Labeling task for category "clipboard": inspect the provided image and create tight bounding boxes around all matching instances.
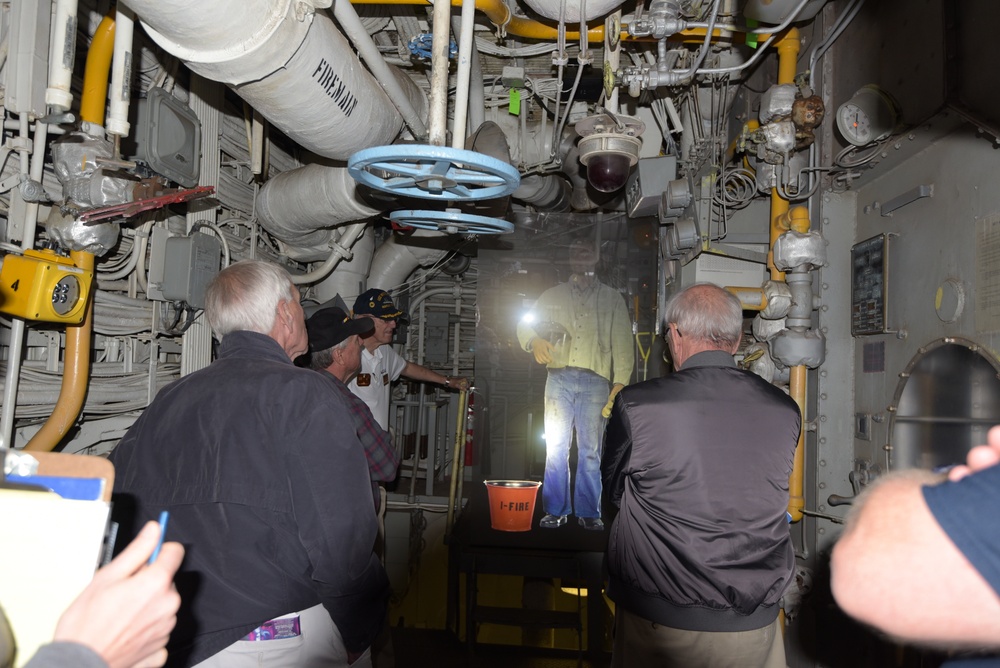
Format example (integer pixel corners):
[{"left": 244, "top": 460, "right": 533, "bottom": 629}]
[{"left": 0, "top": 451, "right": 113, "bottom": 667}]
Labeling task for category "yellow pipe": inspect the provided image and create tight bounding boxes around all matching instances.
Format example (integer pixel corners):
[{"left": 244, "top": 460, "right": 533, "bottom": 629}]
[
  {"left": 787, "top": 364, "right": 807, "bottom": 522},
  {"left": 768, "top": 27, "right": 799, "bottom": 282},
  {"left": 25, "top": 15, "right": 113, "bottom": 451},
  {"left": 25, "top": 252, "right": 96, "bottom": 451},
  {"left": 80, "top": 14, "right": 115, "bottom": 126},
  {"left": 759, "top": 28, "right": 808, "bottom": 523},
  {"left": 351, "top": 0, "right": 607, "bottom": 41},
  {"left": 725, "top": 286, "right": 767, "bottom": 311}
]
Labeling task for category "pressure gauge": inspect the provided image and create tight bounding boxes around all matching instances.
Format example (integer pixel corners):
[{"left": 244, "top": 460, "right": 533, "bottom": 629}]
[{"left": 836, "top": 85, "right": 899, "bottom": 146}]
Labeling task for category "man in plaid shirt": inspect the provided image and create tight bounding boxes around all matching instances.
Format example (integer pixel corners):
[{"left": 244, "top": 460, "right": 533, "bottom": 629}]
[{"left": 305, "top": 306, "right": 400, "bottom": 509}]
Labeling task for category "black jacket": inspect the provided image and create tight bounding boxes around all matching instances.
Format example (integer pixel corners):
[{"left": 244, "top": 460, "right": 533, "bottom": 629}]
[
  {"left": 110, "top": 331, "right": 389, "bottom": 666},
  {"left": 601, "top": 350, "right": 800, "bottom": 632}
]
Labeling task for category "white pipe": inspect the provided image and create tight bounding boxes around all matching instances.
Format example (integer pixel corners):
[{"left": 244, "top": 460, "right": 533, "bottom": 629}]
[
  {"left": 333, "top": 0, "right": 427, "bottom": 141},
  {"left": 0, "top": 121, "right": 48, "bottom": 448},
  {"left": 121, "top": 0, "right": 408, "bottom": 159},
  {"left": 523, "top": 0, "right": 626, "bottom": 22},
  {"left": 428, "top": 0, "right": 452, "bottom": 146},
  {"left": 46, "top": 0, "right": 78, "bottom": 111},
  {"left": 107, "top": 5, "right": 135, "bottom": 137},
  {"left": 313, "top": 226, "right": 375, "bottom": 305},
  {"left": 290, "top": 222, "right": 368, "bottom": 285},
  {"left": 451, "top": 0, "right": 476, "bottom": 149},
  {"left": 255, "top": 163, "right": 381, "bottom": 256},
  {"left": 367, "top": 230, "right": 451, "bottom": 291}
]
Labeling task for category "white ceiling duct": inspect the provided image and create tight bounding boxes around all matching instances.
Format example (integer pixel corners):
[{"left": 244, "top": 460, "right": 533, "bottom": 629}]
[
  {"left": 521, "top": 0, "right": 627, "bottom": 24},
  {"left": 121, "top": 0, "right": 410, "bottom": 159}
]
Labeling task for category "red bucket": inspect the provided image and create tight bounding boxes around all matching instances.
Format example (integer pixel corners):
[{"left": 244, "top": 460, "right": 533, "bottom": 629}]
[{"left": 484, "top": 480, "right": 542, "bottom": 532}]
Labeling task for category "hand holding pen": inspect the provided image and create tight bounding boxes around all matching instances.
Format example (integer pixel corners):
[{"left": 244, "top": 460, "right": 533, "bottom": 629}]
[{"left": 51, "top": 519, "right": 184, "bottom": 668}]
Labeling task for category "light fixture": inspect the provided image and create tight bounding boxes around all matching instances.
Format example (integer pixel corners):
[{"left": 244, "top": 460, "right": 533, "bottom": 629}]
[{"left": 576, "top": 111, "right": 645, "bottom": 193}]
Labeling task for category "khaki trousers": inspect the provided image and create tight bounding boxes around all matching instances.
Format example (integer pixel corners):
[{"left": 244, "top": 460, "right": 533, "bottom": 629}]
[
  {"left": 193, "top": 604, "right": 372, "bottom": 668},
  {"left": 611, "top": 607, "right": 786, "bottom": 668}
]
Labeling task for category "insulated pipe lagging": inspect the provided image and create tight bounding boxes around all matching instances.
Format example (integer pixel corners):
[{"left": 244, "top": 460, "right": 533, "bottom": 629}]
[
  {"left": 332, "top": 0, "right": 427, "bottom": 140},
  {"left": 451, "top": 0, "right": 477, "bottom": 149},
  {"left": 122, "top": 0, "right": 407, "bottom": 160},
  {"left": 24, "top": 15, "right": 114, "bottom": 452},
  {"left": 107, "top": 5, "right": 135, "bottom": 137},
  {"left": 313, "top": 226, "right": 376, "bottom": 305},
  {"left": 366, "top": 231, "right": 452, "bottom": 291},
  {"left": 255, "top": 164, "right": 380, "bottom": 251},
  {"left": 46, "top": 0, "right": 78, "bottom": 111},
  {"left": 290, "top": 222, "right": 369, "bottom": 286}
]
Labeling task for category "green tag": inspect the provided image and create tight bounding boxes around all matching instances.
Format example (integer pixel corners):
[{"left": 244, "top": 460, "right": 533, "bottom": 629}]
[
  {"left": 509, "top": 89, "right": 521, "bottom": 116},
  {"left": 746, "top": 18, "right": 758, "bottom": 48}
]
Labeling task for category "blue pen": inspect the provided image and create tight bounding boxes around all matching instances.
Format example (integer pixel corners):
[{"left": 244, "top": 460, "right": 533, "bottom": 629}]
[{"left": 148, "top": 511, "right": 169, "bottom": 565}]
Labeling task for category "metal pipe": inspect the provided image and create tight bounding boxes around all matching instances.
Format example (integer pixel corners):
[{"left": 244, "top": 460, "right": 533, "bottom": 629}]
[
  {"left": 428, "top": 0, "right": 452, "bottom": 146},
  {"left": 350, "top": 0, "right": 608, "bottom": 43},
  {"left": 290, "top": 222, "right": 368, "bottom": 285},
  {"left": 0, "top": 121, "right": 49, "bottom": 448},
  {"left": 80, "top": 14, "right": 115, "bottom": 125},
  {"left": 25, "top": 251, "right": 95, "bottom": 451},
  {"left": 46, "top": 0, "right": 78, "bottom": 111},
  {"left": 123, "top": 0, "right": 409, "bottom": 160},
  {"left": 333, "top": 0, "right": 428, "bottom": 140},
  {"left": 450, "top": 0, "right": 477, "bottom": 149},
  {"left": 22, "top": 15, "right": 115, "bottom": 452},
  {"left": 107, "top": 5, "right": 135, "bottom": 137}
]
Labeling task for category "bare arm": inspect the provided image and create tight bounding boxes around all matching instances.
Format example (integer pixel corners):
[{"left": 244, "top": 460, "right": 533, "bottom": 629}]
[
  {"left": 830, "top": 470, "right": 1000, "bottom": 649},
  {"left": 401, "top": 361, "right": 468, "bottom": 390}
]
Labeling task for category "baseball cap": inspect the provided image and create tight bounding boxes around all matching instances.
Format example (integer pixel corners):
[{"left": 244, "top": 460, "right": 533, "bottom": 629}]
[
  {"left": 306, "top": 307, "right": 375, "bottom": 352},
  {"left": 353, "top": 289, "right": 407, "bottom": 321}
]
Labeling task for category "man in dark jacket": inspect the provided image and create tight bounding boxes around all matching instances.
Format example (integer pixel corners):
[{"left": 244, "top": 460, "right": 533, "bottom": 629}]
[
  {"left": 601, "top": 282, "right": 800, "bottom": 668},
  {"left": 110, "top": 260, "right": 389, "bottom": 667}
]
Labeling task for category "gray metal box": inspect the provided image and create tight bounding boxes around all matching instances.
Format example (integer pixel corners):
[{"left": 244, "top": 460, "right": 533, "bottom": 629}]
[
  {"left": 6, "top": 0, "right": 51, "bottom": 116},
  {"left": 625, "top": 156, "right": 678, "bottom": 219},
  {"left": 424, "top": 311, "right": 452, "bottom": 364},
  {"left": 132, "top": 88, "right": 202, "bottom": 187}
]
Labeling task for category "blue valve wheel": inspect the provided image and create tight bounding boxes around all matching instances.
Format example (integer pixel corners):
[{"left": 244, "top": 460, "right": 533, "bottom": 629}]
[
  {"left": 389, "top": 209, "right": 515, "bottom": 235},
  {"left": 348, "top": 144, "right": 521, "bottom": 201}
]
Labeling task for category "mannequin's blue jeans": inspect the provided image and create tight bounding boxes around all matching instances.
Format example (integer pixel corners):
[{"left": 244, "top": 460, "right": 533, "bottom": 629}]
[{"left": 542, "top": 367, "right": 609, "bottom": 519}]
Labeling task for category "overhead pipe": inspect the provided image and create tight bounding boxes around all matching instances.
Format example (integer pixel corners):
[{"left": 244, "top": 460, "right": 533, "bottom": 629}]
[
  {"left": 427, "top": 0, "right": 452, "bottom": 146},
  {"left": 450, "top": 0, "right": 477, "bottom": 149},
  {"left": 45, "top": 0, "right": 78, "bottom": 111},
  {"left": 366, "top": 230, "right": 454, "bottom": 291},
  {"left": 255, "top": 163, "right": 381, "bottom": 259},
  {"left": 107, "top": 5, "right": 135, "bottom": 138},
  {"left": 122, "top": 0, "right": 415, "bottom": 160},
  {"left": 24, "top": 14, "right": 116, "bottom": 451},
  {"left": 313, "top": 226, "right": 376, "bottom": 305},
  {"left": 332, "top": 0, "right": 427, "bottom": 141},
  {"left": 764, "top": 28, "right": 807, "bottom": 522},
  {"left": 290, "top": 222, "right": 369, "bottom": 285},
  {"left": 350, "top": 0, "right": 608, "bottom": 43}
]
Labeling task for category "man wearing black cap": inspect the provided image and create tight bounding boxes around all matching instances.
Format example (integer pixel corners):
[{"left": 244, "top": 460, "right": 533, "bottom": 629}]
[
  {"left": 305, "top": 306, "right": 399, "bottom": 510},
  {"left": 349, "top": 289, "right": 470, "bottom": 431}
]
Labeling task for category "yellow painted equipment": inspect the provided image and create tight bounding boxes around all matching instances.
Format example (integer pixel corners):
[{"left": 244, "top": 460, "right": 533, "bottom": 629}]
[{"left": 0, "top": 249, "right": 93, "bottom": 324}]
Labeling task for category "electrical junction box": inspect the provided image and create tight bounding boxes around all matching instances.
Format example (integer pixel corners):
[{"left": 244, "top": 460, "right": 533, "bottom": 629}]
[
  {"left": 131, "top": 87, "right": 202, "bottom": 187},
  {"left": 0, "top": 249, "right": 93, "bottom": 324},
  {"left": 147, "top": 229, "right": 221, "bottom": 309},
  {"left": 625, "top": 155, "right": 677, "bottom": 219},
  {"left": 423, "top": 311, "right": 452, "bottom": 364},
  {"left": 501, "top": 66, "right": 525, "bottom": 89}
]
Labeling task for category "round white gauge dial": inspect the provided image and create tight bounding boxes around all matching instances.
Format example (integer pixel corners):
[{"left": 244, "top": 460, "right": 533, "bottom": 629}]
[{"left": 836, "top": 86, "right": 898, "bottom": 147}]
